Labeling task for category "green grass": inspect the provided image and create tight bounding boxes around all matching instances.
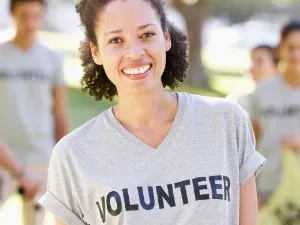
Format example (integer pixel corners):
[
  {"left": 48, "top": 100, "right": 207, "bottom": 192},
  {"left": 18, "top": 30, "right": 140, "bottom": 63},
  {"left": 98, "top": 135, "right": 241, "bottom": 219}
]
[
  {"left": 209, "top": 74, "right": 255, "bottom": 96},
  {"left": 67, "top": 88, "right": 115, "bottom": 129}
]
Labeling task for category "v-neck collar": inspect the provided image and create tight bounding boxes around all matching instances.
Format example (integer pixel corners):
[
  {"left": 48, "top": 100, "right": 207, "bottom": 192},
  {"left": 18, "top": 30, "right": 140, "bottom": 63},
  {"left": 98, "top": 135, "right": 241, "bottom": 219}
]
[{"left": 105, "top": 92, "right": 186, "bottom": 156}]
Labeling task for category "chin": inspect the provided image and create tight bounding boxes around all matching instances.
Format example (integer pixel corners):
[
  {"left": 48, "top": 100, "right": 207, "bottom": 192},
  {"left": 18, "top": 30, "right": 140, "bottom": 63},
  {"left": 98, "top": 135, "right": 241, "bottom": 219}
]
[{"left": 122, "top": 82, "right": 160, "bottom": 95}]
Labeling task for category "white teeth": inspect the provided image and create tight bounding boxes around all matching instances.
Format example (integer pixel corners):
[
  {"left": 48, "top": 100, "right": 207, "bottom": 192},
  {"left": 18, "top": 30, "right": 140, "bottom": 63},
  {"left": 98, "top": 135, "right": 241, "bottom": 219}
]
[{"left": 123, "top": 64, "right": 150, "bottom": 75}]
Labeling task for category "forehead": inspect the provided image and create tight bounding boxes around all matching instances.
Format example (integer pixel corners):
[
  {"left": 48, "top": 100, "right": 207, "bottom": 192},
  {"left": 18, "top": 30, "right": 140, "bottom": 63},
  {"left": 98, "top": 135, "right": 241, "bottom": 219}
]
[
  {"left": 283, "top": 31, "right": 300, "bottom": 46},
  {"left": 252, "top": 48, "right": 271, "bottom": 58},
  {"left": 13, "top": 1, "right": 44, "bottom": 14},
  {"left": 97, "top": 0, "right": 160, "bottom": 32}
]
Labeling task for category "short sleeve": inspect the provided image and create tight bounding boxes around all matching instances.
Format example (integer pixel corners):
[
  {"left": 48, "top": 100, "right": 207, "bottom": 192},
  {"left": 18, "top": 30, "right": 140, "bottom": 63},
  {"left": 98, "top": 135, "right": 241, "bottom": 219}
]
[
  {"left": 233, "top": 103, "right": 266, "bottom": 187},
  {"left": 52, "top": 52, "right": 66, "bottom": 86},
  {"left": 39, "top": 140, "right": 85, "bottom": 225}
]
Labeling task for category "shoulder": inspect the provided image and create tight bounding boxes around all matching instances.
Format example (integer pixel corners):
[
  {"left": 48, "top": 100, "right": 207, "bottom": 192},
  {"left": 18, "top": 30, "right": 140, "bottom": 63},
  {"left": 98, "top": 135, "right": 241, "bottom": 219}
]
[
  {"left": 181, "top": 92, "right": 249, "bottom": 131},
  {"left": 236, "top": 93, "right": 253, "bottom": 111},
  {"left": 183, "top": 92, "right": 245, "bottom": 118},
  {"left": 0, "top": 41, "right": 9, "bottom": 49},
  {"left": 50, "top": 110, "right": 109, "bottom": 161},
  {"left": 255, "top": 75, "right": 281, "bottom": 95},
  {"left": 36, "top": 42, "right": 63, "bottom": 65},
  {"left": 0, "top": 41, "right": 12, "bottom": 54}
]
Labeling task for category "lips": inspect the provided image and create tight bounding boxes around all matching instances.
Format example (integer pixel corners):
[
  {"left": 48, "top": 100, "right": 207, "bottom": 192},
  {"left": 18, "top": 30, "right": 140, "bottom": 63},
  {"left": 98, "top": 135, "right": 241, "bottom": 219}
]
[
  {"left": 121, "top": 63, "right": 152, "bottom": 81},
  {"left": 122, "top": 64, "right": 152, "bottom": 75}
]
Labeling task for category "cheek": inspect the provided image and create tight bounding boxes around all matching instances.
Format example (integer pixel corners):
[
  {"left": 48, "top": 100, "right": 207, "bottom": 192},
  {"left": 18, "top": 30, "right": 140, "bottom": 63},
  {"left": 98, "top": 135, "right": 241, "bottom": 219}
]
[
  {"left": 250, "top": 65, "right": 257, "bottom": 73},
  {"left": 265, "top": 61, "right": 275, "bottom": 70},
  {"left": 149, "top": 41, "right": 167, "bottom": 70},
  {"left": 153, "top": 49, "right": 166, "bottom": 75},
  {"left": 101, "top": 47, "right": 123, "bottom": 82}
]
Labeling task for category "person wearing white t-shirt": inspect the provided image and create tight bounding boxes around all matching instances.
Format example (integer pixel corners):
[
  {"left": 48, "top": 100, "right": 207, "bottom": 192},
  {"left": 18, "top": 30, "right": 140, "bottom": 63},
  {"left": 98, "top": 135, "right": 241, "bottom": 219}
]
[
  {"left": 0, "top": 0, "right": 69, "bottom": 224},
  {"left": 39, "top": 0, "right": 265, "bottom": 224},
  {"left": 247, "top": 20, "right": 300, "bottom": 208}
]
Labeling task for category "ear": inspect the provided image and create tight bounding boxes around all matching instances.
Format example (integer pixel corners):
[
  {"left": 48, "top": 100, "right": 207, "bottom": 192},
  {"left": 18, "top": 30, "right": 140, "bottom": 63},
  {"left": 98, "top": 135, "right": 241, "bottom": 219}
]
[
  {"left": 90, "top": 42, "right": 102, "bottom": 65},
  {"left": 164, "top": 30, "right": 171, "bottom": 52}
]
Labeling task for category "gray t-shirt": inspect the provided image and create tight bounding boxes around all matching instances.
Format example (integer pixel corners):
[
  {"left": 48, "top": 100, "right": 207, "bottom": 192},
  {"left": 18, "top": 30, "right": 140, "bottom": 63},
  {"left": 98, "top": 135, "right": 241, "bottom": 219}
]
[
  {"left": 40, "top": 93, "right": 265, "bottom": 225},
  {"left": 0, "top": 41, "right": 65, "bottom": 163},
  {"left": 246, "top": 75, "right": 300, "bottom": 199}
]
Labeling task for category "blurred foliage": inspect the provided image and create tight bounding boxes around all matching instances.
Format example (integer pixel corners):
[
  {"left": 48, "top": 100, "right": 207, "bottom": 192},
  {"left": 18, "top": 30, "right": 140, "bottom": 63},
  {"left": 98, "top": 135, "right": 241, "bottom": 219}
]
[{"left": 212, "top": 0, "right": 297, "bottom": 23}]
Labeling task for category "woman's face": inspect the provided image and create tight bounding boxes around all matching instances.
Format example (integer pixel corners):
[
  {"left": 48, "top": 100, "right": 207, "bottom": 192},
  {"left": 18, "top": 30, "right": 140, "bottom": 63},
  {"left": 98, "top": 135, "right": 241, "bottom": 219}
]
[
  {"left": 280, "top": 31, "right": 300, "bottom": 73},
  {"left": 250, "top": 48, "right": 276, "bottom": 82},
  {"left": 91, "top": 0, "right": 171, "bottom": 96}
]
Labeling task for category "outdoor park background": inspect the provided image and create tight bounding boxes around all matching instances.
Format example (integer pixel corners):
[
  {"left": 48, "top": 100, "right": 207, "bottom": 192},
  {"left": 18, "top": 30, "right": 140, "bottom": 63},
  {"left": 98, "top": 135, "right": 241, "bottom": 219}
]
[{"left": 0, "top": 0, "right": 300, "bottom": 223}]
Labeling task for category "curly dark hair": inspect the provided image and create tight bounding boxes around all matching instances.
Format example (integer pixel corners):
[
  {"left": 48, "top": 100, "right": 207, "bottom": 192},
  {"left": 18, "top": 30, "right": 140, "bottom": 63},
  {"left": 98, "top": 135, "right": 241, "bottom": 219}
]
[
  {"left": 76, "top": 0, "right": 189, "bottom": 101},
  {"left": 281, "top": 19, "right": 300, "bottom": 41}
]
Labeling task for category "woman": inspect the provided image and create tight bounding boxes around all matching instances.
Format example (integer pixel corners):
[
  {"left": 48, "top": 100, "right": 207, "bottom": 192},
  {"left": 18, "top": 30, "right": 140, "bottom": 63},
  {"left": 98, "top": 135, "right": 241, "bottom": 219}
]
[
  {"left": 250, "top": 44, "right": 279, "bottom": 83},
  {"left": 39, "top": 0, "right": 265, "bottom": 224},
  {"left": 247, "top": 20, "right": 300, "bottom": 208}
]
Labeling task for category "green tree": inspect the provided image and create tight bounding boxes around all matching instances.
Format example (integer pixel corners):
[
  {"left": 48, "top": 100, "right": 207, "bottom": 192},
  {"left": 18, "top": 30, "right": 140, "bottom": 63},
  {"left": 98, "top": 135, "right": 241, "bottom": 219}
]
[
  {"left": 212, "top": 0, "right": 297, "bottom": 23},
  {"left": 172, "top": 0, "right": 213, "bottom": 88}
]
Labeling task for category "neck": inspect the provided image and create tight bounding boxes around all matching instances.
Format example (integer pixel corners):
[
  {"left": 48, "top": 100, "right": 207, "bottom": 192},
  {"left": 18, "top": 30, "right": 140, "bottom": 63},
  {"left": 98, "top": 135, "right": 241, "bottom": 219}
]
[
  {"left": 114, "top": 86, "right": 178, "bottom": 128},
  {"left": 12, "top": 32, "right": 35, "bottom": 51},
  {"left": 284, "top": 69, "right": 300, "bottom": 87}
]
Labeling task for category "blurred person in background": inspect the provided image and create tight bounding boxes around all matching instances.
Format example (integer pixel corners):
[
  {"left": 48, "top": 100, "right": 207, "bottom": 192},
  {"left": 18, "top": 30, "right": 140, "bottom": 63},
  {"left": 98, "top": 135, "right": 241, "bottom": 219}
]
[
  {"left": 39, "top": 0, "right": 265, "bottom": 224},
  {"left": 0, "top": 0, "right": 69, "bottom": 224},
  {"left": 226, "top": 44, "right": 279, "bottom": 106},
  {"left": 250, "top": 44, "right": 279, "bottom": 83},
  {"left": 0, "top": 139, "right": 40, "bottom": 203},
  {"left": 247, "top": 20, "right": 300, "bottom": 208}
]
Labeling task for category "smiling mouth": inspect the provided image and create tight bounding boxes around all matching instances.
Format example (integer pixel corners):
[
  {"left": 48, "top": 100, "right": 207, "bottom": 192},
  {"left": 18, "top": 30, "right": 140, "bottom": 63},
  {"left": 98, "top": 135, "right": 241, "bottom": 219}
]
[{"left": 122, "top": 64, "right": 152, "bottom": 75}]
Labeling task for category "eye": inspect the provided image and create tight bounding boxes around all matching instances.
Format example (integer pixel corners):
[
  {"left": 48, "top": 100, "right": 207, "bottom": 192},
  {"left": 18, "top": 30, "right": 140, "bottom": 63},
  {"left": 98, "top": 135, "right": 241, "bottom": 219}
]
[
  {"left": 109, "top": 37, "right": 122, "bottom": 44},
  {"left": 141, "top": 32, "right": 156, "bottom": 39}
]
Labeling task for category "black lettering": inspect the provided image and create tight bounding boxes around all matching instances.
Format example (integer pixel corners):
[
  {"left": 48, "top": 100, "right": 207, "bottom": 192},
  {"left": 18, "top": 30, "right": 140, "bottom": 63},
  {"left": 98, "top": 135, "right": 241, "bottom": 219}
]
[
  {"left": 138, "top": 186, "right": 155, "bottom": 210},
  {"left": 122, "top": 189, "right": 139, "bottom": 211},
  {"left": 96, "top": 197, "right": 106, "bottom": 223},
  {"left": 286, "top": 107, "right": 294, "bottom": 116},
  {"left": 106, "top": 191, "right": 122, "bottom": 216},
  {"left": 174, "top": 180, "right": 190, "bottom": 204},
  {"left": 192, "top": 177, "right": 210, "bottom": 200},
  {"left": 223, "top": 176, "right": 231, "bottom": 201},
  {"left": 209, "top": 176, "right": 223, "bottom": 200},
  {"left": 156, "top": 184, "right": 176, "bottom": 209}
]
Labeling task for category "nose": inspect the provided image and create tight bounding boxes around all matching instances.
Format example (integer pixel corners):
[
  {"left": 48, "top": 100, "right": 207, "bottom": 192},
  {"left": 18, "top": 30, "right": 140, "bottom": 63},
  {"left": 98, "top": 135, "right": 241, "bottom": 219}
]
[{"left": 124, "top": 39, "right": 145, "bottom": 60}]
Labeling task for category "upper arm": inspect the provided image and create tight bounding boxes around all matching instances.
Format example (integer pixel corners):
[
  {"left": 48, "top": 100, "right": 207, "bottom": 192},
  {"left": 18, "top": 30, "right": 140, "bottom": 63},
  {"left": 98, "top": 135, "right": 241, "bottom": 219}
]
[
  {"left": 240, "top": 176, "right": 258, "bottom": 225},
  {"left": 51, "top": 51, "right": 65, "bottom": 86},
  {"left": 53, "top": 86, "right": 67, "bottom": 112},
  {"left": 234, "top": 103, "right": 265, "bottom": 187},
  {"left": 52, "top": 86, "right": 68, "bottom": 141},
  {"left": 55, "top": 218, "right": 67, "bottom": 225},
  {"left": 51, "top": 50, "right": 67, "bottom": 116},
  {"left": 250, "top": 120, "right": 260, "bottom": 144},
  {"left": 39, "top": 141, "right": 83, "bottom": 224}
]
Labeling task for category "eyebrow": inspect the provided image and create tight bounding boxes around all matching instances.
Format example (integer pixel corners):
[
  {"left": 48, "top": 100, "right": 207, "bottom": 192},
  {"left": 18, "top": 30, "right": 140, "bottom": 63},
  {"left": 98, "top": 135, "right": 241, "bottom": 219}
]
[{"left": 104, "top": 23, "right": 156, "bottom": 36}]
